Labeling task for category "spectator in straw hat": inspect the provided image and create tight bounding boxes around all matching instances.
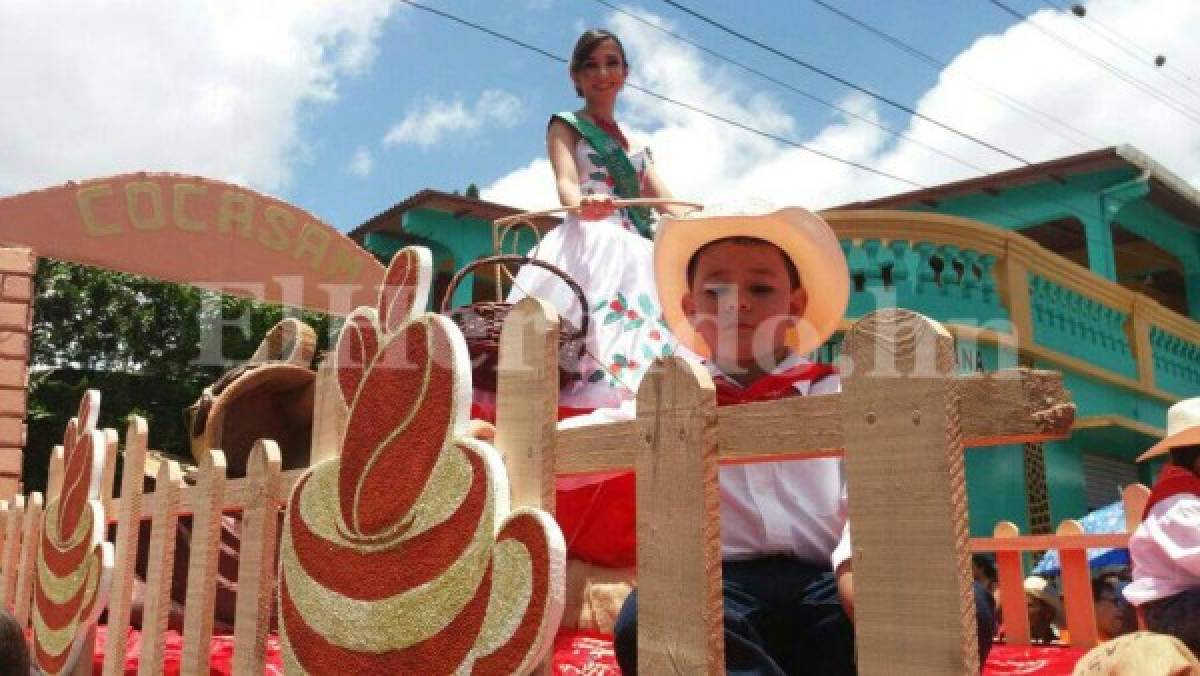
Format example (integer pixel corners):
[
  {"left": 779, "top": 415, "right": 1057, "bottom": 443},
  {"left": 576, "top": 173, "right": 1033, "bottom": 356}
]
[
  {"left": 1025, "top": 575, "right": 1066, "bottom": 643},
  {"left": 1123, "top": 396, "right": 1200, "bottom": 658}
]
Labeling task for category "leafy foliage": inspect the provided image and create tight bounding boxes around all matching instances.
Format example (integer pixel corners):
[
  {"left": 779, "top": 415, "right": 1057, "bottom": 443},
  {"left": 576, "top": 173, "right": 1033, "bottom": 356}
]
[{"left": 24, "top": 259, "right": 334, "bottom": 494}]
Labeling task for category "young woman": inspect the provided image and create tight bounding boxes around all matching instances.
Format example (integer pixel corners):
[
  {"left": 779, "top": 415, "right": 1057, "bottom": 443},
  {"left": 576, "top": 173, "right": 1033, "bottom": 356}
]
[{"left": 507, "top": 29, "right": 692, "bottom": 410}]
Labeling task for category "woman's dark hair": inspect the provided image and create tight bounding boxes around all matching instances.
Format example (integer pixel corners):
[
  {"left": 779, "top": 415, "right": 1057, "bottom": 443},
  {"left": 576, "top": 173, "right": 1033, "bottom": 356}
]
[
  {"left": 0, "top": 609, "right": 31, "bottom": 676},
  {"left": 569, "top": 29, "right": 628, "bottom": 96}
]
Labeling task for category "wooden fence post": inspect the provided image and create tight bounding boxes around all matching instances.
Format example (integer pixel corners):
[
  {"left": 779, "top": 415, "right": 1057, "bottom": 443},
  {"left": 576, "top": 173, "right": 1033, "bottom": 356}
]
[
  {"left": 992, "top": 522, "right": 1029, "bottom": 645},
  {"left": 634, "top": 357, "right": 723, "bottom": 675},
  {"left": 102, "top": 417, "right": 147, "bottom": 676},
  {"left": 14, "top": 491, "right": 42, "bottom": 626},
  {"left": 1056, "top": 520, "right": 1097, "bottom": 648},
  {"left": 231, "top": 440, "right": 281, "bottom": 675},
  {"left": 180, "top": 449, "right": 228, "bottom": 674},
  {"left": 496, "top": 297, "right": 559, "bottom": 512},
  {"left": 1, "top": 494, "right": 24, "bottom": 608},
  {"left": 138, "top": 459, "right": 183, "bottom": 676},
  {"left": 841, "top": 308, "right": 978, "bottom": 675}
]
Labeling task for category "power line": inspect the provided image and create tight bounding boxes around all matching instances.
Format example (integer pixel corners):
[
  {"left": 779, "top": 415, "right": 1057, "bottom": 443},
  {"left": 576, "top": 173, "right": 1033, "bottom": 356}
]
[
  {"left": 802, "top": 0, "right": 1104, "bottom": 150},
  {"left": 591, "top": 0, "right": 996, "bottom": 175},
  {"left": 397, "top": 0, "right": 927, "bottom": 188},
  {"left": 987, "top": 0, "right": 1200, "bottom": 127},
  {"left": 659, "top": 0, "right": 1034, "bottom": 166},
  {"left": 1039, "top": 0, "right": 1200, "bottom": 93}
]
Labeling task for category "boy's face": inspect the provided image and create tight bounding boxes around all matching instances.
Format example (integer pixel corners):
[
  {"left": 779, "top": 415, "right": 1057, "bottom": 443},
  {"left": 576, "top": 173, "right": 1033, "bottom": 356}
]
[{"left": 682, "top": 240, "right": 807, "bottom": 369}]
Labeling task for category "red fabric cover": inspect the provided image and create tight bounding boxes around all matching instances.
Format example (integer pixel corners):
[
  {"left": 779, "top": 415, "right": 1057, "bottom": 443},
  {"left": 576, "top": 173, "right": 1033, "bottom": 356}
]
[
  {"left": 62, "top": 626, "right": 285, "bottom": 674},
  {"left": 556, "top": 471, "right": 638, "bottom": 568},
  {"left": 81, "top": 627, "right": 1085, "bottom": 674},
  {"left": 983, "top": 643, "right": 1088, "bottom": 675},
  {"left": 547, "top": 631, "right": 1087, "bottom": 676},
  {"left": 1143, "top": 464, "right": 1200, "bottom": 519}
]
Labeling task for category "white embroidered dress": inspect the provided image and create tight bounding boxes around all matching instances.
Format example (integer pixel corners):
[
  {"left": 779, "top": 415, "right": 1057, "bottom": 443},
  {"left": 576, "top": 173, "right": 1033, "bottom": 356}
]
[{"left": 507, "top": 139, "right": 674, "bottom": 408}]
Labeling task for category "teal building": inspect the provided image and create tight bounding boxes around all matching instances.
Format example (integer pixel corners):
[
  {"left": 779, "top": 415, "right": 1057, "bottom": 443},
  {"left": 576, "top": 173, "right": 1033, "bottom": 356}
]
[{"left": 353, "top": 146, "right": 1200, "bottom": 539}]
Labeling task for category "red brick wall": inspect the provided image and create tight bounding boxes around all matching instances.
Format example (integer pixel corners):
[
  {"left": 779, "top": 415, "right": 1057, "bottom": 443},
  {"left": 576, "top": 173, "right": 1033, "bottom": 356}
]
[{"left": 0, "top": 248, "right": 34, "bottom": 502}]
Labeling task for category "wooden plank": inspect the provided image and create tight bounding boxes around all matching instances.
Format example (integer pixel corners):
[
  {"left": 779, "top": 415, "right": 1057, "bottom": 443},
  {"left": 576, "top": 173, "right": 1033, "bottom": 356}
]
[
  {"left": 0, "top": 501, "right": 6, "bottom": 583},
  {"left": 14, "top": 491, "right": 42, "bottom": 626},
  {"left": 970, "top": 533, "right": 1130, "bottom": 552},
  {"left": 1056, "top": 520, "right": 1098, "bottom": 648},
  {"left": 1129, "top": 296, "right": 1156, "bottom": 389},
  {"left": 179, "top": 449, "right": 228, "bottom": 675},
  {"left": 99, "top": 429, "right": 118, "bottom": 518},
  {"left": 0, "top": 494, "right": 23, "bottom": 608},
  {"left": 635, "top": 357, "right": 723, "bottom": 675},
  {"left": 100, "top": 467, "right": 306, "bottom": 522},
  {"left": 231, "top": 440, "right": 281, "bottom": 675},
  {"left": 138, "top": 458, "right": 182, "bottom": 676},
  {"left": 992, "top": 522, "right": 1030, "bottom": 645},
  {"left": 47, "top": 446, "right": 64, "bottom": 503},
  {"left": 309, "top": 355, "right": 347, "bottom": 467},
  {"left": 555, "top": 369, "right": 1073, "bottom": 475},
  {"left": 495, "top": 298, "right": 559, "bottom": 511},
  {"left": 841, "top": 308, "right": 977, "bottom": 675},
  {"left": 102, "top": 416, "right": 147, "bottom": 676}
]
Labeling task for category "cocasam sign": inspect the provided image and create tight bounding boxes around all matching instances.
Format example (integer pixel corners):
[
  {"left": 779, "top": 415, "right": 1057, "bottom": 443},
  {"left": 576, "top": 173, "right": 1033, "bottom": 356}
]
[{"left": 0, "top": 173, "right": 385, "bottom": 314}]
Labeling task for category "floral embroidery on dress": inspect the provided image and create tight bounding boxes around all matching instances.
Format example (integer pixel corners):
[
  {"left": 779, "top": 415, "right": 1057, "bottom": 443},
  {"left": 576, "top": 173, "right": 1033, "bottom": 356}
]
[
  {"left": 579, "top": 147, "right": 649, "bottom": 234},
  {"left": 585, "top": 291, "right": 674, "bottom": 387}
]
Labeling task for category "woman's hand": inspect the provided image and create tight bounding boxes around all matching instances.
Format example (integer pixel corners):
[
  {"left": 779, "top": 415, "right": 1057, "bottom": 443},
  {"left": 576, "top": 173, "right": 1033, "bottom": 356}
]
[{"left": 579, "top": 193, "right": 616, "bottom": 221}]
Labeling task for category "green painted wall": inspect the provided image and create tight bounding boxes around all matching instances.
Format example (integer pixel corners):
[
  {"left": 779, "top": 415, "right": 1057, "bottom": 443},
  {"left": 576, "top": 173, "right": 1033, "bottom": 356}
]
[{"left": 965, "top": 444, "right": 1029, "bottom": 535}]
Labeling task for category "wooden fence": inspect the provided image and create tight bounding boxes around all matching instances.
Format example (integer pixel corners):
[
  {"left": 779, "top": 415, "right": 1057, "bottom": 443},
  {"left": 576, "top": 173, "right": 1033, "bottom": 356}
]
[{"left": 0, "top": 299, "right": 1078, "bottom": 675}]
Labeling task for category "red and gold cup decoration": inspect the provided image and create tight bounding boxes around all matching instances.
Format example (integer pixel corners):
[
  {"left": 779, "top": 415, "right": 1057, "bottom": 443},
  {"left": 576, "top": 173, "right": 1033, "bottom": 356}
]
[
  {"left": 33, "top": 390, "right": 114, "bottom": 674},
  {"left": 279, "top": 247, "right": 566, "bottom": 674}
]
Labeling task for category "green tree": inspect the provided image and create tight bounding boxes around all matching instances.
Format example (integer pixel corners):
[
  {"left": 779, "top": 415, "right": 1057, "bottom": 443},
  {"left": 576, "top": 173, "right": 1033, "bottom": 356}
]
[
  {"left": 465, "top": 183, "right": 480, "bottom": 200},
  {"left": 24, "top": 259, "right": 334, "bottom": 494}
]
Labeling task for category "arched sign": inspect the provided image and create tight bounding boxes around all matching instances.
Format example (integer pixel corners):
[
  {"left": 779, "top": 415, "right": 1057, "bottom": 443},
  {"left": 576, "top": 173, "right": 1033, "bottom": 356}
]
[{"left": 0, "top": 173, "right": 385, "bottom": 314}]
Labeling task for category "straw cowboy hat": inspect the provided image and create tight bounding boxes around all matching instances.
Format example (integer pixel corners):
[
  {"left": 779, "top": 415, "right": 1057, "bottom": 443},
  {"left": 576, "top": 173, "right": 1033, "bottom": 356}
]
[
  {"left": 1024, "top": 575, "right": 1066, "bottom": 627},
  {"left": 654, "top": 202, "right": 849, "bottom": 358},
  {"left": 1137, "top": 396, "right": 1200, "bottom": 462}
]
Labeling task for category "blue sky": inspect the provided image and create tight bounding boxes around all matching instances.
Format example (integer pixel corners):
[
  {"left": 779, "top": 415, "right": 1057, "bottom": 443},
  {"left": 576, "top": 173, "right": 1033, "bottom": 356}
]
[{"left": 2, "top": 0, "right": 1198, "bottom": 231}]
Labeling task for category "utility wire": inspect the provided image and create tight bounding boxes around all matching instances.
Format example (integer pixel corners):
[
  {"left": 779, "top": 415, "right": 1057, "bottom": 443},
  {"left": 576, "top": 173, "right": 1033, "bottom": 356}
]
[
  {"left": 398, "top": 0, "right": 927, "bottom": 188},
  {"left": 1039, "top": 0, "right": 1200, "bottom": 92},
  {"left": 404, "top": 0, "right": 1176, "bottom": 276},
  {"left": 987, "top": 0, "right": 1200, "bottom": 126},
  {"left": 659, "top": 0, "right": 1034, "bottom": 166},
  {"left": 802, "top": 0, "right": 1104, "bottom": 150},
  {"left": 591, "top": 0, "right": 996, "bottom": 175}
]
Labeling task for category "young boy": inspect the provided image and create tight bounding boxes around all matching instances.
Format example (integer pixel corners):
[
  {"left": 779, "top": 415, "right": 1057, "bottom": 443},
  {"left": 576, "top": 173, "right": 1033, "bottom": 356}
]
[
  {"left": 1124, "top": 396, "right": 1200, "bottom": 657},
  {"left": 611, "top": 205, "right": 994, "bottom": 675}
]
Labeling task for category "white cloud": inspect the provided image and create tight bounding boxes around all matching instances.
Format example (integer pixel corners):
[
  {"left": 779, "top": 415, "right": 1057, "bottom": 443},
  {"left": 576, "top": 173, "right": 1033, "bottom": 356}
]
[
  {"left": 0, "top": 2, "right": 397, "bottom": 196},
  {"left": 383, "top": 89, "right": 525, "bottom": 149},
  {"left": 347, "top": 146, "right": 374, "bottom": 178},
  {"left": 485, "top": 0, "right": 1200, "bottom": 212}
]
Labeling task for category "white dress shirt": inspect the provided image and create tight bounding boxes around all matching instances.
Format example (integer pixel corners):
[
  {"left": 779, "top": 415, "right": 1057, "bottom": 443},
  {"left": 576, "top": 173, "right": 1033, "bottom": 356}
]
[
  {"left": 707, "top": 354, "right": 853, "bottom": 572},
  {"left": 1124, "top": 493, "right": 1200, "bottom": 605}
]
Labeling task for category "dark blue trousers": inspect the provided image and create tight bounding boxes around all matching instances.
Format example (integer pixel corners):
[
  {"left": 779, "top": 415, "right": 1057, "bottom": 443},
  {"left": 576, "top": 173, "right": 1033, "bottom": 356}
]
[{"left": 613, "top": 556, "right": 996, "bottom": 676}]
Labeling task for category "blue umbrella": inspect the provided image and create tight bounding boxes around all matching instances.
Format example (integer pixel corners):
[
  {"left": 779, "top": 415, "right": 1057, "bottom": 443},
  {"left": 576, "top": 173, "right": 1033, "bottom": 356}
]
[{"left": 1032, "top": 499, "right": 1129, "bottom": 576}]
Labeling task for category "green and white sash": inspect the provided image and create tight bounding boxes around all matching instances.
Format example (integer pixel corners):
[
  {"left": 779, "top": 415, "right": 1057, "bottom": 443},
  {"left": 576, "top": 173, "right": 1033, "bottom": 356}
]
[{"left": 553, "top": 111, "right": 653, "bottom": 238}]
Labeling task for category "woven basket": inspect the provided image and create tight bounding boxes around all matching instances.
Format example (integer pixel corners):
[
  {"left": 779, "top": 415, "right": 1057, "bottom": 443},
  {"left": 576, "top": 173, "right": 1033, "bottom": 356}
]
[{"left": 441, "top": 255, "right": 589, "bottom": 393}]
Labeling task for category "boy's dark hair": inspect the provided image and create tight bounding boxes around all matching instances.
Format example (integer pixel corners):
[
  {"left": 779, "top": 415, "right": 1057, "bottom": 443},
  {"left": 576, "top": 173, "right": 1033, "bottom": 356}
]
[
  {"left": 686, "top": 236, "right": 802, "bottom": 290},
  {"left": 569, "top": 30, "right": 629, "bottom": 96},
  {"left": 0, "top": 609, "right": 30, "bottom": 676},
  {"left": 971, "top": 554, "right": 997, "bottom": 583},
  {"left": 1091, "top": 577, "right": 1118, "bottom": 603},
  {"left": 1168, "top": 443, "right": 1200, "bottom": 472}
]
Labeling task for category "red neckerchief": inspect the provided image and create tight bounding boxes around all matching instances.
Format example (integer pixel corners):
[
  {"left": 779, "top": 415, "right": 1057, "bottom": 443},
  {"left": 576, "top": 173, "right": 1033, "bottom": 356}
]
[
  {"left": 591, "top": 116, "right": 630, "bottom": 150},
  {"left": 713, "top": 362, "right": 836, "bottom": 407},
  {"left": 1143, "top": 464, "right": 1200, "bottom": 520}
]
